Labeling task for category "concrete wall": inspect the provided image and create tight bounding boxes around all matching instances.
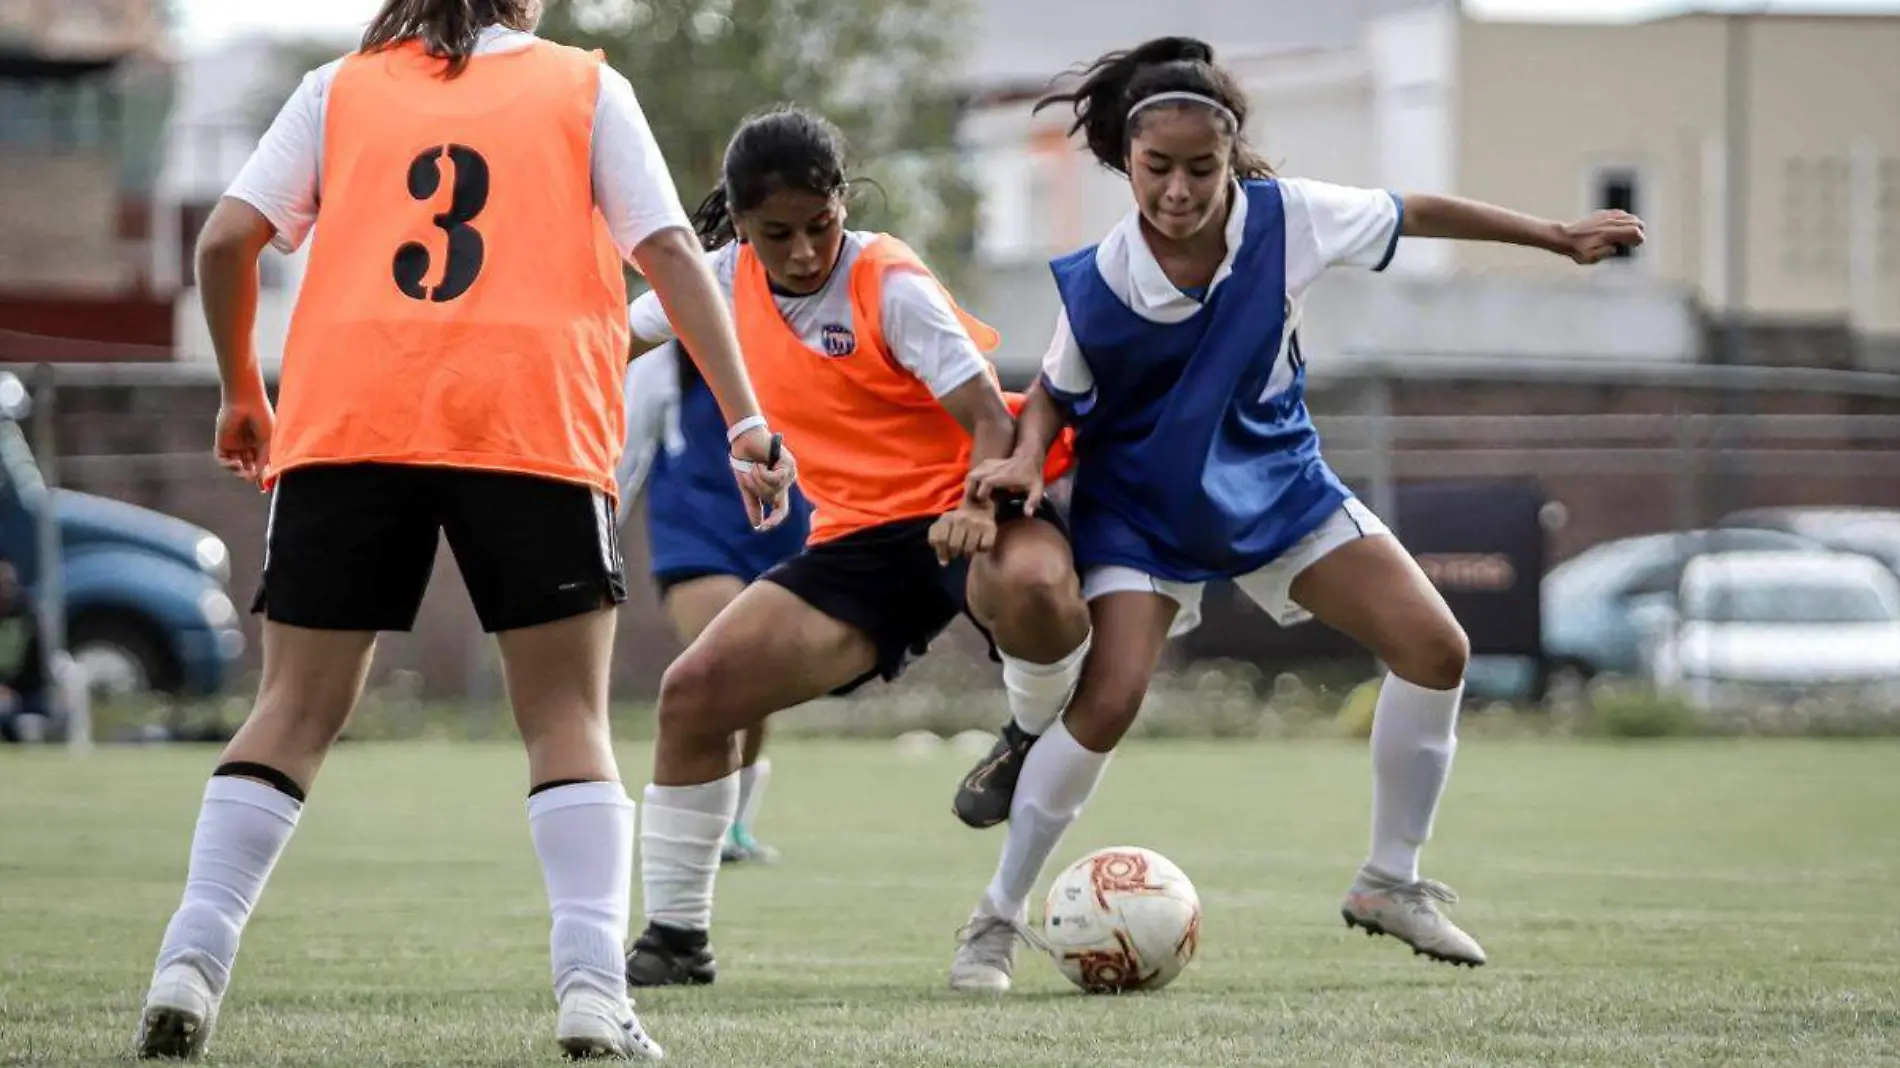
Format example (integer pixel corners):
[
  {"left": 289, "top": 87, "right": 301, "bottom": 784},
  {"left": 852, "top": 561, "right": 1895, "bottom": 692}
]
[{"left": 1456, "top": 14, "right": 1900, "bottom": 335}]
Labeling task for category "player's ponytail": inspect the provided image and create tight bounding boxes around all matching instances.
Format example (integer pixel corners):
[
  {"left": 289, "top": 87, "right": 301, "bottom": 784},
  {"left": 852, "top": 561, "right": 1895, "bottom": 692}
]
[
  {"left": 693, "top": 105, "right": 850, "bottom": 252},
  {"left": 361, "top": 0, "right": 541, "bottom": 78},
  {"left": 1035, "top": 36, "right": 1274, "bottom": 180},
  {"left": 689, "top": 186, "right": 737, "bottom": 252}
]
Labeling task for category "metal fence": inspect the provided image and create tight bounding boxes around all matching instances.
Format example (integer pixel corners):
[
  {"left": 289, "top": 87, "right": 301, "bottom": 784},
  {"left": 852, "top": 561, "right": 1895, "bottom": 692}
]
[{"left": 5, "top": 354, "right": 1899, "bottom": 730}]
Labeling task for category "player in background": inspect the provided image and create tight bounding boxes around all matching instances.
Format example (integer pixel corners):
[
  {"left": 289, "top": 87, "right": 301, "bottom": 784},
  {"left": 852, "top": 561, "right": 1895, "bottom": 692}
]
[
  {"left": 132, "top": 0, "right": 791, "bottom": 1060},
  {"left": 619, "top": 105, "right": 1092, "bottom": 990},
  {"left": 948, "top": 35, "right": 1645, "bottom": 988},
  {"left": 615, "top": 340, "right": 812, "bottom": 865}
]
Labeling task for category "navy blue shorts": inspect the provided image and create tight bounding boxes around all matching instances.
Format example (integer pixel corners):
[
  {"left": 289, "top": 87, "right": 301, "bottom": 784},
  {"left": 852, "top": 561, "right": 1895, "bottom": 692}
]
[{"left": 646, "top": 481, "right": 807, "bottom": 597}]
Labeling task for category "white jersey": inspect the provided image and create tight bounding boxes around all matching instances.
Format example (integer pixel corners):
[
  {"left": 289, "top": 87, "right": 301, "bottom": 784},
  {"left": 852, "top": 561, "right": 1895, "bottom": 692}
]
[
  {"left": 224, "top": 25, "right": 689, "bottom": 259},
  {"left": 626, "top": 230, "right": 989, "bottom": 400},
  {"left": 614, "top": 344, "right": 687, "bottom": 523}
]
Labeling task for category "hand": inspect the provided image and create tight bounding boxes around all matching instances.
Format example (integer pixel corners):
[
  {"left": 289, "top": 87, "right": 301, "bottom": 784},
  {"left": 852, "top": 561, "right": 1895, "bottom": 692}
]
[
  {"left": 928, "top": 501, "right": 998, "bottom": 566},
  {"left": 1558, "top": 210, "right": 1645, "bottom": 265},
  {"left": 215, "top": 382, "right": 275, "bottom": 488},
  {"left": 966, "top": 454, "right": 1047, "bottom": 517},
  {"left": 730, "top": 425, "right": 796, "bottom": 531}
]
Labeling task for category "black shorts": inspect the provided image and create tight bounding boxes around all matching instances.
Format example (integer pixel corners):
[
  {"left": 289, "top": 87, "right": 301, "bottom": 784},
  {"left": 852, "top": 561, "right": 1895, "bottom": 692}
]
[
  {"left": 758, "top": 501, "right": 1063, "bottom": 697},
  {"left": 253, "top": 463, "right": 627, "bottom": 633}
]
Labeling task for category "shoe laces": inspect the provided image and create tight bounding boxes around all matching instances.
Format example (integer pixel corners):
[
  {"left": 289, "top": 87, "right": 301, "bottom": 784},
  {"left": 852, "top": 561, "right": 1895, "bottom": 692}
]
[{"left": 955, "top": 913, "right": 1045, "bottom": 966}]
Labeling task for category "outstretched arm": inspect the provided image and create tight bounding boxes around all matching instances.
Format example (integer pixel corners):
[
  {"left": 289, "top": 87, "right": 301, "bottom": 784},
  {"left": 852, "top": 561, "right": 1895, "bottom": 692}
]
[{"left": 1401, "top": 194, "right": 1645, "bottom": 264}]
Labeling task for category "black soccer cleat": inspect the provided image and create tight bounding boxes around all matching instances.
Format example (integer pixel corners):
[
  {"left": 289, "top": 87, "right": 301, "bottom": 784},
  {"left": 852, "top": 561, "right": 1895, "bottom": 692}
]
[
  {"left": 624, "top": 923, "right": 718, "bottom": 988},
  {"left": 952, "top": 720, "right": 1038, "bottom": 830}
]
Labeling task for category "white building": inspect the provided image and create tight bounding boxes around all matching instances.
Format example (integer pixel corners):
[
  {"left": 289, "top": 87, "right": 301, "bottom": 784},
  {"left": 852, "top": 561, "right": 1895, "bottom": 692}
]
[{"left": 958, "top": 3, "right": 1900, "bottom": 378}]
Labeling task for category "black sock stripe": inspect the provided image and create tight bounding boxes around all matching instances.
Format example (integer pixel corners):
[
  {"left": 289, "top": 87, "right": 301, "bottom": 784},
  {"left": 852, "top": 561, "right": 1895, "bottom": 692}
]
[
  {"left": 212, "top": 761, "right": 307, "bottom": 803},
  {"left": 528, "top": 778, "right": 601, "bottom": 798}
]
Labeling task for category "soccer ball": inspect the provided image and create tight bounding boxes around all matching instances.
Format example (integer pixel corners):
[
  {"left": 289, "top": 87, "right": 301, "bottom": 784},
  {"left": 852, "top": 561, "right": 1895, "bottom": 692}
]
[{"left": 1042, "top": 846, "right": 1201, "bottom": 994}]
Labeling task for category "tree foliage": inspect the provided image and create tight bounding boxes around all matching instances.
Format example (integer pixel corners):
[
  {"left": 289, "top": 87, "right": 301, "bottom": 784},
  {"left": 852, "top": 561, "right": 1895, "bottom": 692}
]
[{"left": 537, "top": 0, "right": 979, "bottom": 285}]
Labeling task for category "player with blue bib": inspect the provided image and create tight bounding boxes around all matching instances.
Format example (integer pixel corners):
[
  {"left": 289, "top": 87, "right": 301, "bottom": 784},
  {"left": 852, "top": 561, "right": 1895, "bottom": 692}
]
[
  {"left": 618, "top": 340, "right": 811, "bottom": 866},
  {"left": 944, "top": 35, "right": 1644, "bottom": 989}
]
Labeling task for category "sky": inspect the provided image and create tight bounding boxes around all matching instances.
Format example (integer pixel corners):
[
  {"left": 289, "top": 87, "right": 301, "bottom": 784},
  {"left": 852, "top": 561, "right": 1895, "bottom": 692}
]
[{"left": 174, "top": 0, "right": 1900, "bottom": 46}]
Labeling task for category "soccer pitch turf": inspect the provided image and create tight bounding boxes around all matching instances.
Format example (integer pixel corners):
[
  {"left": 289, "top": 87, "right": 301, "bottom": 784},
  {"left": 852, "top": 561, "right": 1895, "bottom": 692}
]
[{"left": 2, "top": 737, "right": 1897, "bottom": 1067}]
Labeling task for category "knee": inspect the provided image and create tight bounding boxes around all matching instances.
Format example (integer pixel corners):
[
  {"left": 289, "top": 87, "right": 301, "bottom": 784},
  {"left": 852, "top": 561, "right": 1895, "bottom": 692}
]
[
  {"left": 1063, "top": 678, "right": 1145, "bottom": 753},
  {"left": 991, "top": 547, "right": 1081, "bottom": 620},
  {"left": 656, "top": 652, "right": 727, "bottom": 742},
  {"left": 1389, "top": 622, "right": 1470, "bottom": 692}
]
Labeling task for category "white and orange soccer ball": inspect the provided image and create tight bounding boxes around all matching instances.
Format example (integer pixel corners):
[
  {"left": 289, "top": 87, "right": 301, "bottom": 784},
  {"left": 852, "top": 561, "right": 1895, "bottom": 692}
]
[{"left": 1041, "top": 846, "right": 1202, "bottom": 994}]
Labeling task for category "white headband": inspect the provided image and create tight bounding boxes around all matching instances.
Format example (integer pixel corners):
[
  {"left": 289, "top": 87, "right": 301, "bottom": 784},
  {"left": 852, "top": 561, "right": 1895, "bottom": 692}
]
[{"left": 1126, "top": 91, "right": 1239, "bottom": 131}]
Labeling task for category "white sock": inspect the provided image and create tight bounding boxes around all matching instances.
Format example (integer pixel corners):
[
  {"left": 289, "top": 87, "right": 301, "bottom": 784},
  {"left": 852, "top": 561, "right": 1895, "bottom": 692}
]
[
  {"left": 639, "top": 775, "right": 738, "bottom": 932},
  {"left": 153, "top": 777, "right": 302, "bottom": 995},
  {"left": 1003, "top": 629, "right": 1091, "bottom": 736},
  {"left": 1367, "top": 673, "right": 1463, "bottom": 883},
  {"left": 981, "top": 718, "right": 1112, "bottom": 921},
  {"left": 527, "top": 781, "right": 635, "bottom": 1003},
  {"left": 735, "top": 758, "right": 771, "bottom": 831}
]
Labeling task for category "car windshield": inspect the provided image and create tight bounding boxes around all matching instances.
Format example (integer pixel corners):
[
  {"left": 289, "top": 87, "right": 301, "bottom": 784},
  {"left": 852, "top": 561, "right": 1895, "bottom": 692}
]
[{"left": 1684, "top": 574, "right": 1900, "bottom": 624}]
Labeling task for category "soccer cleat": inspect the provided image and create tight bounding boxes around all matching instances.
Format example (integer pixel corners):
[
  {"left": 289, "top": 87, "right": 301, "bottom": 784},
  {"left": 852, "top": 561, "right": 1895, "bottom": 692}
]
[
  {"left": 134, "top": 962, "right": 220, "bottom": 1060},
  {"left": 555, "top": 987, "right": 664, "bottom": 1061},
  {"left": 1340, "top": 867, "right": 1487, "bottom": 967},
  {"left": 624, "top": 923, "right": 717, "bottom": 988},
  {"left": 952, "top": 721, "right": 1038, "bottom": 829},
  {"left": 948, "top": 910, "right": 1033, "bottom": 993},
  {"left": 719, "top": 824, "right": 780, "bottom": 866}
]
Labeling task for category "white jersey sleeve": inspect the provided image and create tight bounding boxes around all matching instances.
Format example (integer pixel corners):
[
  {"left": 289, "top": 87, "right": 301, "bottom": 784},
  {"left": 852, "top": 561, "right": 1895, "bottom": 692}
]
[
  {"left": 1038, "top": 309, "right": 1096, "bottom": 417},
  {"left": 591, "top": 65, "right": 692, "bottom": 257},
  {"left": 224, "top": 60, "right": 340, "bottom": 253},
  {"left": 614, "top": 344, "right": 685, "bottom": 522},
  {"left": 877, "top": 269, "right": 990, "bottom": 398},
  {"left": 1279, "top": 177, "right": 1404, "bottom": 298},
  {"left": 626, "top": 243, "right": 734, "bottom": 345},
  {"left": 626, "top": 290, "right": 675, "bottom": 345}
]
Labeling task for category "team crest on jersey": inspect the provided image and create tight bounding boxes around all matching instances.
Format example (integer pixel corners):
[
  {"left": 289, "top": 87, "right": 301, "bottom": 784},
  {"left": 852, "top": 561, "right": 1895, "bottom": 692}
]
[{"left": 820, "top": 322, "right": 857, "bottom": 357}]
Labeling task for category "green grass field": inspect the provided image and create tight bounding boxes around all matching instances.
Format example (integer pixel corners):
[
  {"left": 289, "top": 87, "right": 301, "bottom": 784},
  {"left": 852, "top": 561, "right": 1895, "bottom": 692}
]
[{"left": 3, "top": 737, "right": 1898, "bottom": 1067}]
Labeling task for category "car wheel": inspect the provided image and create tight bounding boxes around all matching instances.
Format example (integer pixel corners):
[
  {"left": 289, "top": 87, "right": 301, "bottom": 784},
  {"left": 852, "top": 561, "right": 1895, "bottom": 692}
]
[{"left": 68, "top": 614, "right": 181, "bottom": 699}]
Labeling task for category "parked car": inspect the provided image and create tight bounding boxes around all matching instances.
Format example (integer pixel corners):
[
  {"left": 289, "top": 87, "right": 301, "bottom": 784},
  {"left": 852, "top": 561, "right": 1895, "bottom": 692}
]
[
  {"left": 1647, "top": 550, "right": 1900, "bottom": 711},
  {"left": 1721, "top": 507, "right": 1900, "bottom": 575},
  {"left": 0, "top": 372, "right": 243, "bottom": 698},
  {"left": 1537, "top": 526, "right": 1823, "bottom": 690}
]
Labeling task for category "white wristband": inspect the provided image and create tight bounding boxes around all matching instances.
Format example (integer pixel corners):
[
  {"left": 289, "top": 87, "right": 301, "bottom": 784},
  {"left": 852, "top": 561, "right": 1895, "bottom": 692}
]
[{"left": 727, "top": 415, "right": 767, "bottom": 444}]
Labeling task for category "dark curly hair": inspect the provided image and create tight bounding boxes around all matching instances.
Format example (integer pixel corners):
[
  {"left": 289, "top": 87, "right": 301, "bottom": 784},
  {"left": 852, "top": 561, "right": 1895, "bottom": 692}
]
[
  {"left": 688, "top": 105, "right": 851, "bottom": 252},
  {"left": 1034, "top": 36, "right": 1273, "bottom": 179}
]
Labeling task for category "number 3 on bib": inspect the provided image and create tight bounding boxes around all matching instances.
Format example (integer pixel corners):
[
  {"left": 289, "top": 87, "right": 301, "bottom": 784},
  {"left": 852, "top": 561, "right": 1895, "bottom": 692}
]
[{"left": 393, "top": 143, "right": 489, "bottom": 303}]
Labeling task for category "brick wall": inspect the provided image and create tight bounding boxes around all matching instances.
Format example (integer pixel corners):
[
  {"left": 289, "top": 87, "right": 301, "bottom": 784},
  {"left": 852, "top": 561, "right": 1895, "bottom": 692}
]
[{"left": 0, "top": 155, "right": 128, "bottom": 292}]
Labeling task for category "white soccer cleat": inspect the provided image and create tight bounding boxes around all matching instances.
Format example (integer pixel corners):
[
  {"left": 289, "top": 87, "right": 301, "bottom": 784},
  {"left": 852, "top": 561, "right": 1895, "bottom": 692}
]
[
  {"left": 1341, "top": 867, "right": 1487, "bottom": 967},
  {"left": 134, "top": 962, "right": 220, "bottom": 1060},
  {"left": 949, "top": 911, "right": 1030, "bottom": 993},
  {"left": 556, "top": 988, "right": 664, "bottom": 1061}
]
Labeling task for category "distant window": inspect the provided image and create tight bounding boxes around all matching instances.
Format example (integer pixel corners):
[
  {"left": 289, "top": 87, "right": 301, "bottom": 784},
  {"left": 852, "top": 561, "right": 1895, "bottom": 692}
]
[{"left": 1590, "top": 167, "right": 1640, "bottom": 260}]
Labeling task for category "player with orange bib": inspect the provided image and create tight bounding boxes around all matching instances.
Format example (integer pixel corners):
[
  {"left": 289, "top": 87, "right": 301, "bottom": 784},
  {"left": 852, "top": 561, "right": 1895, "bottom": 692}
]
[
  {"left": 132, "top": 1, "right": 791, "bottom": 1061},
  {"left": 620, "top": 107, "right": 1094, "bottom": 991}
]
